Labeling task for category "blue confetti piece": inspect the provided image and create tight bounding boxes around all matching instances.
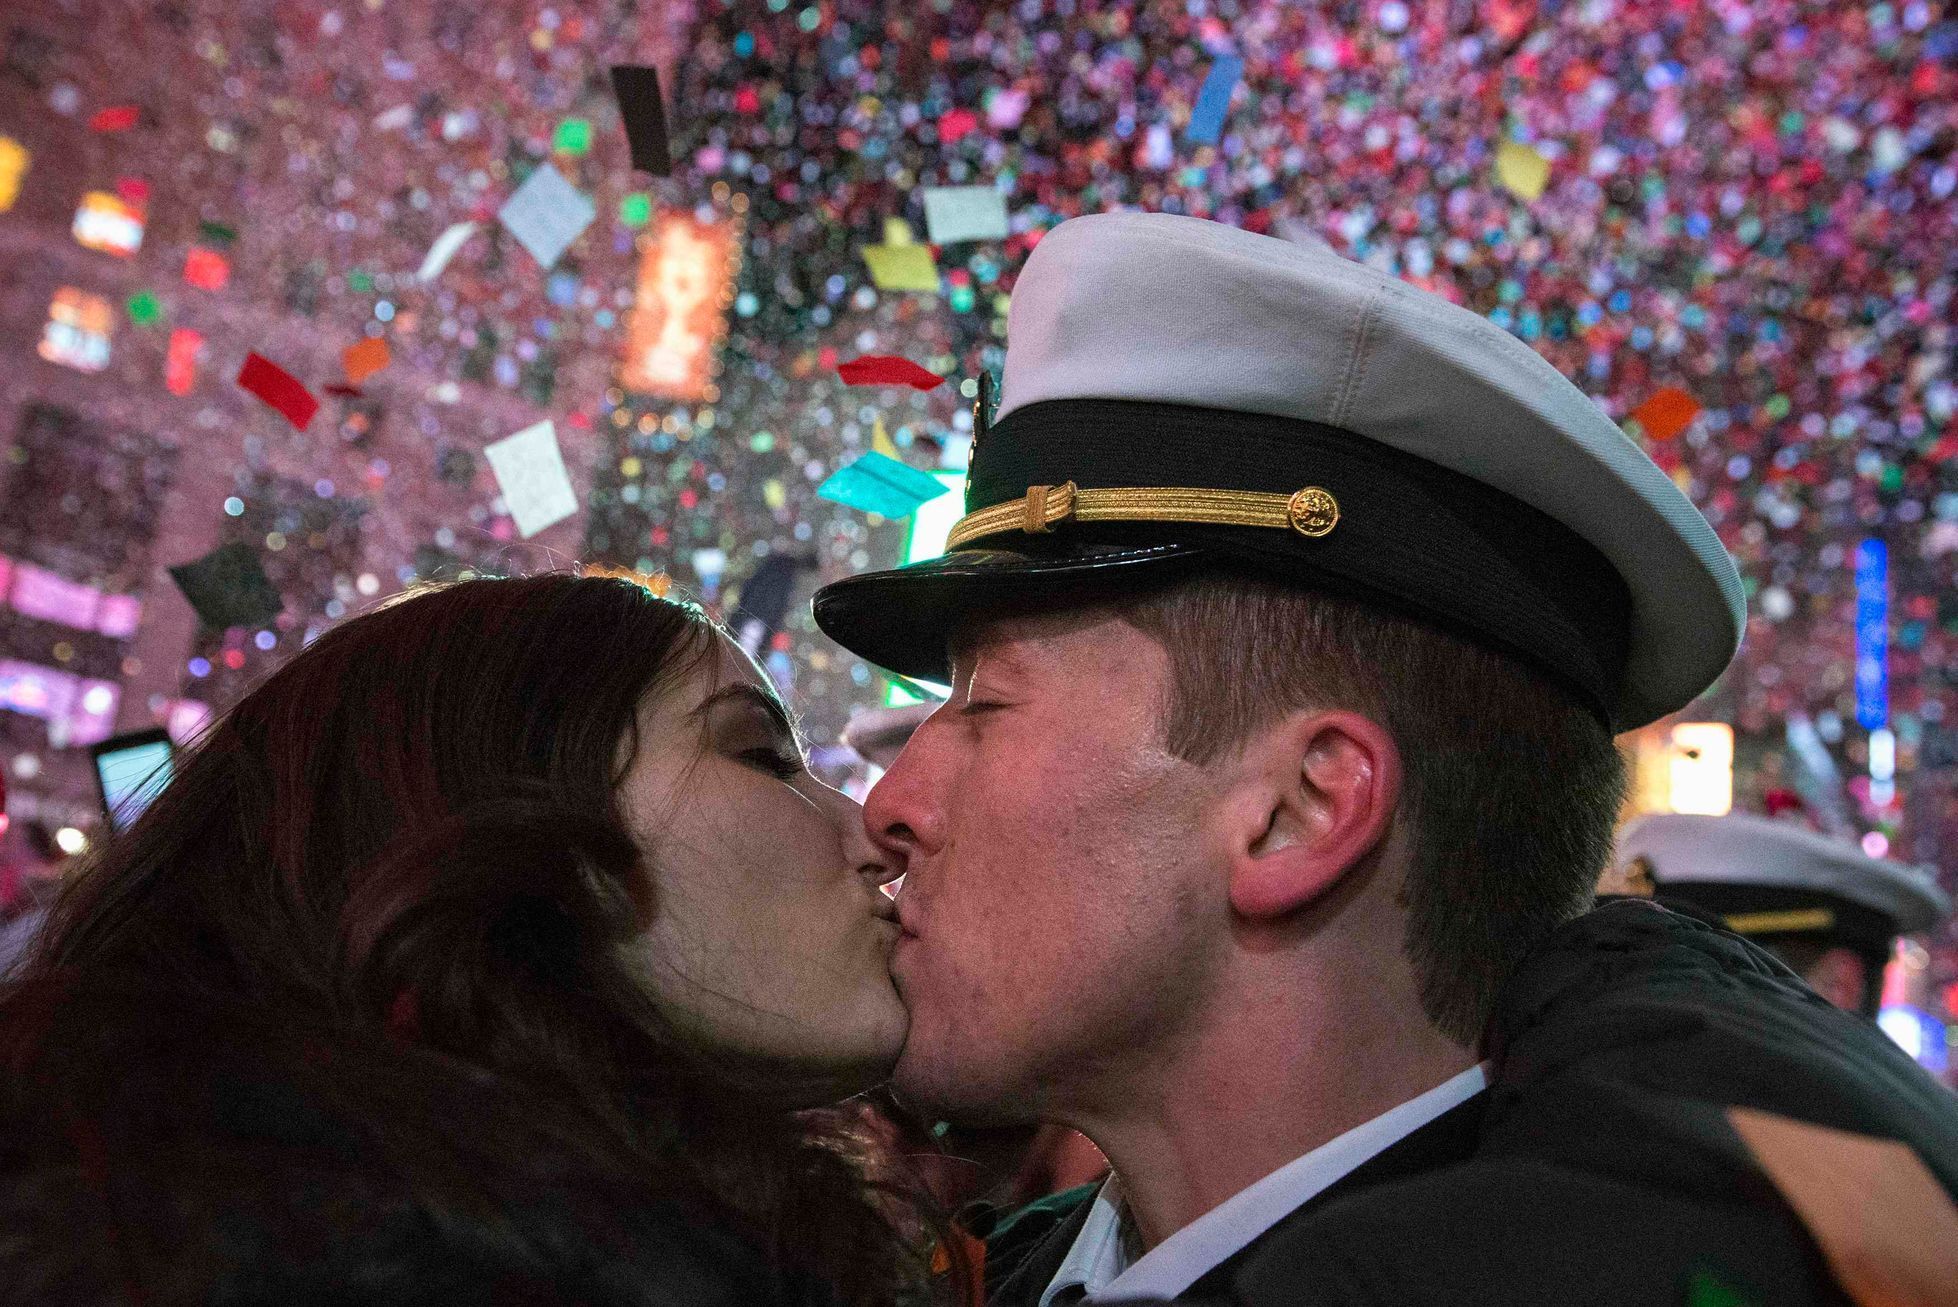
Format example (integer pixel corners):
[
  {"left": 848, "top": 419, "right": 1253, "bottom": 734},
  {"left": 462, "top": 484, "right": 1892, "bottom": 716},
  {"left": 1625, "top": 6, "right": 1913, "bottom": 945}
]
[
  {"left": 1186, "top": 54, "right": 1242, "bottom": 146},
  {"left": 816, "top": 451, "right": 951, "bottom": 519}
]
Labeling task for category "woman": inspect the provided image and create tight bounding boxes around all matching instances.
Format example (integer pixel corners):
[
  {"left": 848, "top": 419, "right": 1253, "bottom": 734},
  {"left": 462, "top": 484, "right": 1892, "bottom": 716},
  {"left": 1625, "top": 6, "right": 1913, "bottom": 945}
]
[{"left": 0, "top": 571, "right": 958, "bottom": 1305}]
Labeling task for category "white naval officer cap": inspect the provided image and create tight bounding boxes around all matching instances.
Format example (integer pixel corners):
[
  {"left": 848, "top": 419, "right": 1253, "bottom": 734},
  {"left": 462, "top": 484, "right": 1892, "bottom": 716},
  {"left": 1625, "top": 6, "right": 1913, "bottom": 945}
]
[
  {"left": 814, "top": 211, "right": 1745, "bottom": 729},
  {"left": 1617, "top": 811, "right": 1949, "bottom": 949}
]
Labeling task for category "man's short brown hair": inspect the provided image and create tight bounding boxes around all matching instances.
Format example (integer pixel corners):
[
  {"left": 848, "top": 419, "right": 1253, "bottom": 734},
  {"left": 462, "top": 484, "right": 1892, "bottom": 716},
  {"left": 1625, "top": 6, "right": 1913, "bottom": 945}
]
[{"left": 1114, "top": 570, "right": 1626, "bottom": 1046}]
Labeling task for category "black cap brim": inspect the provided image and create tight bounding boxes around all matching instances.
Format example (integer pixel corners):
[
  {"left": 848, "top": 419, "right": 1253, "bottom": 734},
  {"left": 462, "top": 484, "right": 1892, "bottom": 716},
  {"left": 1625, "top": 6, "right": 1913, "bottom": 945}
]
[{"left": 813, "top": 541, "right": 1214, "bottom": 684}]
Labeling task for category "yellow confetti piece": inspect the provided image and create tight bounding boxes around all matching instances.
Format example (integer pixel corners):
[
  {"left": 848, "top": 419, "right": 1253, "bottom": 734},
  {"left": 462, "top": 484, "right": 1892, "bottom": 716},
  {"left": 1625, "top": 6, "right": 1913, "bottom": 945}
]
[
  {"left": 872, "top": 415, "right": 900, "bottom": 459},
  {"left": 883, "top": 216, "right": 915, "bottom": 246},
  {"left": 862, "top": 242, "right": 941, "bottom": 292},
  {"left": 1494, "top": 140, "right": 1551, "bottom": 202},
  {"left": 763, "top": 478, "right": 786, "bottom": 509}
]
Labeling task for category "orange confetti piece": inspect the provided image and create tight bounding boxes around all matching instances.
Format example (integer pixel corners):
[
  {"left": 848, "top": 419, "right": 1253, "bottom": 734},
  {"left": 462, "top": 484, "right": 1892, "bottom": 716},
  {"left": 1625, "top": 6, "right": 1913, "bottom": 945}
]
[
  {"left": 342, "top": 336, "right": 390, "bottom": 386},
  {"left": 1632, "top": 386, "right": 1702, "bottom": 442}
]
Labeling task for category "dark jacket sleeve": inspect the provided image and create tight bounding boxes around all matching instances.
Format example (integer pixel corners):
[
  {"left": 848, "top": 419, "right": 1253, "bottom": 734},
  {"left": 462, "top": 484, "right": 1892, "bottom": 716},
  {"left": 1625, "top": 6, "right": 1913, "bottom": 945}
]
[{"left": 1224, "top": 1152, "right": 1852, "bottom": 1307}]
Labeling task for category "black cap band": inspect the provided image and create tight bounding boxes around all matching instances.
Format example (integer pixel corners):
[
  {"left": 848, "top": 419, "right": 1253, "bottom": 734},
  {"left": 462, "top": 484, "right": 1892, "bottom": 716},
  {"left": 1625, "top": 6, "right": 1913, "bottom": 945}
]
[{"left": 965, "top": 398, "right": 1634, "bottom": 727}]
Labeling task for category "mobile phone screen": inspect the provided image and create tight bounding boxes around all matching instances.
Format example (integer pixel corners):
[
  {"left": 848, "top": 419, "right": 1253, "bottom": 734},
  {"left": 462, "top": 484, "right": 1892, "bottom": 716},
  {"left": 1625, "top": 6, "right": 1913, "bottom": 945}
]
[{"left": 94, "top": 737, "right": 174, "bottom": 831}]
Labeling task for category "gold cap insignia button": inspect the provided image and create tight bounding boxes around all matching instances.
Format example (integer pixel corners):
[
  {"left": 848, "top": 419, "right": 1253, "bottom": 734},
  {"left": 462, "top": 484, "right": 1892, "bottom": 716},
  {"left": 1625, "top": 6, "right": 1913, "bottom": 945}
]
[{"left": 1288, "top": 487, "right": 1340, "bottom": 538}]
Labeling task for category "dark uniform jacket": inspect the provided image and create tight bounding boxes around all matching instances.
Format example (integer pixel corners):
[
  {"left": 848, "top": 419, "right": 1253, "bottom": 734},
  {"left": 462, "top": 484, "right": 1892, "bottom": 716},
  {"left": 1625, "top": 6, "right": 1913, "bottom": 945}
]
[{"left": 987, "top": 899, "right": 1958, "bottom": 1306}]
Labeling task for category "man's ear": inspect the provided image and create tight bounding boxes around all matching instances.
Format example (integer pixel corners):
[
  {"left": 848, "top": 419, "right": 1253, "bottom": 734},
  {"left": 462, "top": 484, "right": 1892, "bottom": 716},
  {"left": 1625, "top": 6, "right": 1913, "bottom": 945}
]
[{"left": 1226, "top": 710, "right": 1402, "bottom": 921}]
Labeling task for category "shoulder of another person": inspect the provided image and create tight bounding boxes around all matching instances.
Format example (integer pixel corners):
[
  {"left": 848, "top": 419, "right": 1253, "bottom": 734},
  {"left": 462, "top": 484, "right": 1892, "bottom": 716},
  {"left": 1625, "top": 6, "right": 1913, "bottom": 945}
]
[
  {"left": 984, "top": 1180, "right": 1100, "bottom": 1251},
  {"left": 981, "top": 1183, "right": 1100, "bottom": 1306}
]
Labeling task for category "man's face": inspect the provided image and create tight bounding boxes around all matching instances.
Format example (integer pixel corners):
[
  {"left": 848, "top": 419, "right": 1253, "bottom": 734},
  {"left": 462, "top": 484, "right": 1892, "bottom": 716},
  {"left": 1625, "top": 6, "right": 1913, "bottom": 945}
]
[{"left": 864, "top": 608, "right": 1227, "bottom": 1123}]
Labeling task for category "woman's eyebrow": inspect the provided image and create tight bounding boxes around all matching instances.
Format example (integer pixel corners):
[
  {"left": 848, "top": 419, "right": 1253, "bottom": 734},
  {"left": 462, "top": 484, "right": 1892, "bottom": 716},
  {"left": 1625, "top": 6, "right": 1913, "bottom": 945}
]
[{"left": 694, "top": 683, "right": 799, "bottom": 741}]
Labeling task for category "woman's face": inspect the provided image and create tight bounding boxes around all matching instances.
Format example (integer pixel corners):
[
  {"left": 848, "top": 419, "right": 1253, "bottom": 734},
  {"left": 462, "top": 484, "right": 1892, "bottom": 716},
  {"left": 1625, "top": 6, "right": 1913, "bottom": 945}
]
[{"left": 617, "top": 634, "right": 905, "bottom": 1104}]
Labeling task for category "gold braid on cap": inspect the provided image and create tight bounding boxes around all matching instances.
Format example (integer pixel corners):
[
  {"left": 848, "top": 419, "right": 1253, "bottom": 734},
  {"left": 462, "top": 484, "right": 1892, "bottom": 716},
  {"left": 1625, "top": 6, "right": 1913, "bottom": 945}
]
[{"left": 946, "top": 482, "right": 1341, "bottom": 549}]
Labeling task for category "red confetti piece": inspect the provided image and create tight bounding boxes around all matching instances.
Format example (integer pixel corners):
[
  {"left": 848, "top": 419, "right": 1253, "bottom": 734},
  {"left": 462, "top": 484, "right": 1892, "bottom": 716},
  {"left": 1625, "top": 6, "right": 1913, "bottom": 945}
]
[
  {"left": 322, "top": 383, "right": 364, "bottom": 398},
  {"left": 236, "top": 352, "right": 319, "bottom": 431},
  {"left": 182, "top": 246, "right": 230, "bottom": 291},
  {"left": 89, "top": 105, "right": 140, "bottom": 133},
  {"left": 1631, "top": 386, "right": 1702, "bottom": 442},
  {"left": 837, "top": 355, "right": 946, "bottom": 391},
  {"left": 114, "top": 176, "right": 150, "bottom": 206},
  {"left": 165, "top": 328, "right": 202, "bottom": 397},
  {"left": 939, "top": 108, "right": 979, "bottom": 143}
]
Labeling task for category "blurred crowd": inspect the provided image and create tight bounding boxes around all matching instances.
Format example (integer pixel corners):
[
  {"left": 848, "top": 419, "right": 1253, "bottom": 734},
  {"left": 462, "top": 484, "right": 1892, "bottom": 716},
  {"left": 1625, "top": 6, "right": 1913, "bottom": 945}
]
[{"left": 0, "top": 0, "right": 1953, "bottom": 978}]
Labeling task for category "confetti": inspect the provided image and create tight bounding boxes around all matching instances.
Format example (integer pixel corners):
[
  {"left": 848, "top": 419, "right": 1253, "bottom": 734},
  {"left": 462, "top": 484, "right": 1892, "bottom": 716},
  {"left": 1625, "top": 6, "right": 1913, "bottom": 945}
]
[
  {"left": 921, "top": 186, "right": 1010, "bottom": 244},
  {"left": 497, "top": 163, "right": 595, "bottom": 270},
  {"left": 1494, "top": 140, "right": 1552, "bottom": 201},
  {"left": 610, "top": 65, "right": 673, "bottom": 175},
  {"left": 236, "top": 353, "right": 319, "bottom": 431},
  {"left": 730, "top": 553, "right": 811, "bottom": 656},
  {"left": 484, "top": 419, "right": 578, "bottom": 537},
  {"left": 88, "top": 105, "right": 139, "bottom": 133},
  {"left": 837, "top": 355, "right": 945, "bottom": 390},
  {"left": 553, "top": 117, "right": 593, "bottom": 155},
  {"left": 164, "top": 328, "right": 202, "bottom": 396},
  {"left": 183, "top": 247, "right": 230, "bottom": 291},
  {"left": 1631, "top": 386, "right": 1703, "bottom": 442},
  {"left": 341, "top": 337, "right": 390, "bottom": 386},
  {"left": 1186, "top": 55, "right": 1242, "bottom": 145},
  {"left": 125, "top": 291, "right": 161, "bottom": 325},
  {"left": 416, "top": 220, "right": 479, "bottom": 282},
  {"left": 167, "top": 542, "right": 283, "bottom": 630},
  {"left": 0, "top": 137, "right": 28, "bottom": 213},
  {"left": 862, "top": 242, "right": 941, "bottom": 292},
  {"left": 817, "top": 451, "right": 951, "bottom": 519}
]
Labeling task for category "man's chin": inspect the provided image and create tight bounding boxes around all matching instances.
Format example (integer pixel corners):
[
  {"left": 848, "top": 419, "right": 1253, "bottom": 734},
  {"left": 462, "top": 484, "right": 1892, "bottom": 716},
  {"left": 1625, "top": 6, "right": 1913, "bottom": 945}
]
[{"left": 891, "top": 1045, "right": 1040, "bottom": 1129}]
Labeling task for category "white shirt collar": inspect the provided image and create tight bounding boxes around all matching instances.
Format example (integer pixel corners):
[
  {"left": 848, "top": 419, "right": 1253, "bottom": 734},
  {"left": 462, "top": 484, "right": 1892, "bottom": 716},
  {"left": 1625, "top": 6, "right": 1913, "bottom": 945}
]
[{"left": 1040, "top": 1061, "right": 1490, "bottom": 1305}]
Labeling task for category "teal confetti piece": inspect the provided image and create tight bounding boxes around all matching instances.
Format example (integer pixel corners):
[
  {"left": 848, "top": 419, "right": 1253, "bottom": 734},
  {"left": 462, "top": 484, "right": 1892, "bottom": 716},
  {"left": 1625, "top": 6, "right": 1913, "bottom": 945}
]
[{"left": 816, "top": 451, "right": 950, "bottom": 519}]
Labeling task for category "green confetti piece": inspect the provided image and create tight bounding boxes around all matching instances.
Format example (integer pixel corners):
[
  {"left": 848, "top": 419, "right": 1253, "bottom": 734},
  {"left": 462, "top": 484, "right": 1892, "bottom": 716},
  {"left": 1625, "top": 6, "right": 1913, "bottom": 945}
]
[
  {"left": 126, "top": 291, "right": 162, "bottom": 324},
  {"left": 198, "top": 220, "right": 238, "bottom": 246},
  {"left": 554, "top": 118, "right": 593, "bottom": 155},
  {"left": 347, "top": 269, "right": 373, "bottom": 293},
  {"left": 619, "top": 192, "right": 652, "bottom": 227},
  {"left": 749, "top": 431, "right": 775, "bottom": 453}
]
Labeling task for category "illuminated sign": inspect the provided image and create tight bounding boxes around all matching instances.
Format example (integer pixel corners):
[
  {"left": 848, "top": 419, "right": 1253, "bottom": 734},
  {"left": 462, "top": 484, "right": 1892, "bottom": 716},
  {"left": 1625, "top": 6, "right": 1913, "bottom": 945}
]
[
  {"left": 1667, "top": 722, "right": 1734, "bottom": 816},
  {"left": 619, "top": 210, "right": 740, "bottom": 401},
  {"left": 72, "top": 190, "right": 146, "bottom": 257},
  {"left": 1854, "top": 538, "right": 1888, "bottom": 730},
  {"left": 0, "top": 659, "right": 118, "bottom": 747},
  {"left": 38, "top": 288, "right": 115, "bottom": 373}
]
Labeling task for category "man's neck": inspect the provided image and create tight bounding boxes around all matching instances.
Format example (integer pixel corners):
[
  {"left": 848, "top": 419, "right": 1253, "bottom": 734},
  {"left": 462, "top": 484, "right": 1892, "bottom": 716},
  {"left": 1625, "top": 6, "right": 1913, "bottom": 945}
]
[{"left": 1060, "top": 987, "right": 1476, "bottom": 1250}]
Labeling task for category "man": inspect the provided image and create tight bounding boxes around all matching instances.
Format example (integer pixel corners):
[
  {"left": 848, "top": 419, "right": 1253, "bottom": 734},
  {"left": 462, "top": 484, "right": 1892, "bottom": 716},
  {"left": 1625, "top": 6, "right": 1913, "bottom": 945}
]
[
  {"left": 1610, "top": 810, "right": 1948, "bottom": 1017},
  {"left": 813, "top": 213, "right": 1958, "bottom": 1305}
]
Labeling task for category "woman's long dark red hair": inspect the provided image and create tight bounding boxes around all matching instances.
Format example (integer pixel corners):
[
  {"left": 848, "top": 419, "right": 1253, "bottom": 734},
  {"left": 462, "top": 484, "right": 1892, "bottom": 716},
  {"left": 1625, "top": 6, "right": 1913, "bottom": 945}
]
[{"left": 1, "top": 574, "right": 940, "bottom": 1304}]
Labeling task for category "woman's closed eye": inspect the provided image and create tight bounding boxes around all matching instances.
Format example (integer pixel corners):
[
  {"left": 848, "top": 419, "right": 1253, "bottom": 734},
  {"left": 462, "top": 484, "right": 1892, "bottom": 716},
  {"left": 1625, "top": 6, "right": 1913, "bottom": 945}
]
[{"left": 743, "top": 746, "right": 804, "bottom": 780}]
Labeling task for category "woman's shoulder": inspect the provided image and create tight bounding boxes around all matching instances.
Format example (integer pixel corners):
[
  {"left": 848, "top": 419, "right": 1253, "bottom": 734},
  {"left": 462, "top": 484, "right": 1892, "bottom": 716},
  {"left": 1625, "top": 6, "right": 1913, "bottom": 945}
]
[{"left": 0, "top": 980, "right": 839, "bottom": 1306}]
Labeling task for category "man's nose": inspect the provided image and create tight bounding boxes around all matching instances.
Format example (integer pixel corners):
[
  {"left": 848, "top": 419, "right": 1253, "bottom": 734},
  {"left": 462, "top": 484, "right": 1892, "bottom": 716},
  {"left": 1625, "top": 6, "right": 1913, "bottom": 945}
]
[{"left": 863, "top": 724, "right": 946, "bottom": 870}]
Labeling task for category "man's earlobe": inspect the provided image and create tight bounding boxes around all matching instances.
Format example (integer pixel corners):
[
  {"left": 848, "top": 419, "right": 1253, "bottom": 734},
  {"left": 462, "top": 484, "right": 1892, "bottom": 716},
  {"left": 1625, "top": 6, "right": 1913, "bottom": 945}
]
[{"left": 1225, "top": 712, "right": 1401, "bottom": 921}]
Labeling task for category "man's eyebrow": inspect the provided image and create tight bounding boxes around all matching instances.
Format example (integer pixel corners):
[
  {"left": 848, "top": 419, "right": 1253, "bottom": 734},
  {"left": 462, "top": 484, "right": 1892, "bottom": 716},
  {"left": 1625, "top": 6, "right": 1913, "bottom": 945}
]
[{"left": 693, "top": 683, "right": 799, "bottom": 740}]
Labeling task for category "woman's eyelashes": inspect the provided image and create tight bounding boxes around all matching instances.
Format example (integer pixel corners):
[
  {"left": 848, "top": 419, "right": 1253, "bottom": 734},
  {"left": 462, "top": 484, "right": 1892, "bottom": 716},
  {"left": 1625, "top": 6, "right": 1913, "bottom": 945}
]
[{"left": 742, "top": 744, "right": 805, "bottom": 779}]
